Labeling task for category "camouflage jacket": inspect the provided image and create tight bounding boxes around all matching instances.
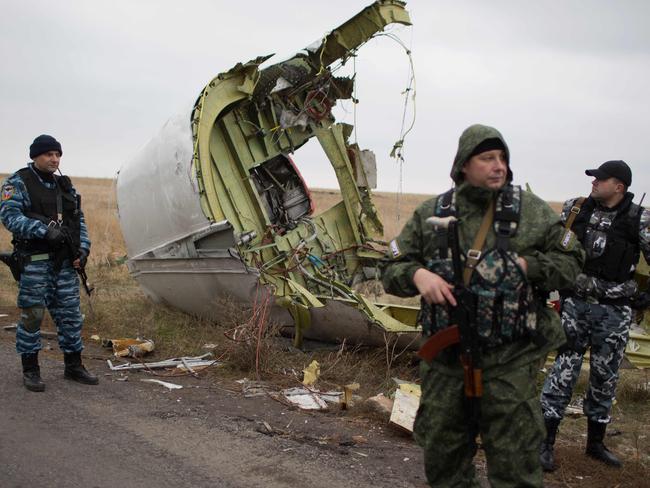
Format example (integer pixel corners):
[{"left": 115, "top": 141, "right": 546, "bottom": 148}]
[
  {"left": 381, "top": 125, "right": 585, "bottom": 376},
  {"left": 561, "top": 196, "right": 650, "bottom": 300},
  {"left": 1, "top": 163, "right": 91, "bottom": 252}
]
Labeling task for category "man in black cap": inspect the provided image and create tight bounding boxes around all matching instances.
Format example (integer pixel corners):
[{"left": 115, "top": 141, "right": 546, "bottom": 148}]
[
  {"left": 0, "top": 135, "right": 98, "bottom": 391},
  {"left": 540, "top": 160, "right": 650, "bottom": 470}
]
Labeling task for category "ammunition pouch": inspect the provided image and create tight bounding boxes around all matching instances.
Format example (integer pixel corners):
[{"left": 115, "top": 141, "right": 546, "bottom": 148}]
[
  {"left": 420, "top": 249, "right": 537, "bottom": 349},
  {"left": 418, "top": 258, "right": 455, "bottom": 337}
]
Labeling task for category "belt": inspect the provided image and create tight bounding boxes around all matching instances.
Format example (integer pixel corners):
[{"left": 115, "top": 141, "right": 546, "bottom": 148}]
[
  {"left": 567, "top": 292, "right": 631, "bottom": 307},
  {"left": 597, "top": 296, "right": 632, "bottom": 307},
  {"left": 23, "top": 253, "right": 55, "bottom": 263}
]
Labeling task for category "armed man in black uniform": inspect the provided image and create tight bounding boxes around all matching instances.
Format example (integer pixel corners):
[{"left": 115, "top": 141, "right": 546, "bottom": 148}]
[
  {"left": 1, "top": 135, "right": 98, "bottom": 391},
  {"left": 540, "top": 160, "right": 650, "bottom": 470}
]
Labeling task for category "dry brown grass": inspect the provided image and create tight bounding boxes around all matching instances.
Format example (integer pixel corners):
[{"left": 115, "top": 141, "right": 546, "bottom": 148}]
[
  {"left": 0, "top": 175, "right": 427, "bottom": 390},
  {"left": 311, "top": 188, "right": 432, "bottom": 241}
]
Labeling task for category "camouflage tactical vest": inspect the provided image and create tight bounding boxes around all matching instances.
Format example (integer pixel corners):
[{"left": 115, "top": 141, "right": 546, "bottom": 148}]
[
  {"left": 572, "top": 194, "right": 641, "bottom": 283},
  {"left": 419, "top": 185, "right": 538, "bottom": 349}
]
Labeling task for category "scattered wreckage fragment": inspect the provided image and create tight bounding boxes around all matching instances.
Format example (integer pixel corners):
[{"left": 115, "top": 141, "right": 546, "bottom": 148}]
[
  {"left": 107, "top": 354, "right": 217, "bottom": 372},
  {"left": 117, "top": 1, "right": 419, "bottom": 348}
]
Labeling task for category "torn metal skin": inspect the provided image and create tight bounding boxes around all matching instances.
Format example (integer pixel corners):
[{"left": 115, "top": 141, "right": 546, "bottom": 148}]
[{"left": 117, "top": 1, "right": 420, "bottom": 348}]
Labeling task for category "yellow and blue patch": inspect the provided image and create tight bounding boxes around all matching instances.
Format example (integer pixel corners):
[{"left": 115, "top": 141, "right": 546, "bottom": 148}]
[{"left": 1, "top": 184, "right": 15, "bottom": 201}]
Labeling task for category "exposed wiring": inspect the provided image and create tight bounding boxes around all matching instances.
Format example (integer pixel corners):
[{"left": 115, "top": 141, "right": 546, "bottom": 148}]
[
  {"left": 353, "top": 53, "right": 358, "bottom": 144},
  {"left": 375, "top": 30, "right": 416, "bottom": 223}
]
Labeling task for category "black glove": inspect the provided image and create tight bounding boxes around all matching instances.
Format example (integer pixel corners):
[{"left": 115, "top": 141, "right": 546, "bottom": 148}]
[
  {"left": 78, "top": 248, "right": 89, "bottom": 268},
  {"left": 631, "top": 291, "right": 650, "bottom": 311},
  {"left": 46, "top": 226, "right": 65, "bottom": 247}
]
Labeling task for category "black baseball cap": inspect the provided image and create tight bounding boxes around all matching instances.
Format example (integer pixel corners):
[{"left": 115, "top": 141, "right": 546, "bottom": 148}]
[{"left": 585, "top": 160, "right": 631, "bottom": 187}]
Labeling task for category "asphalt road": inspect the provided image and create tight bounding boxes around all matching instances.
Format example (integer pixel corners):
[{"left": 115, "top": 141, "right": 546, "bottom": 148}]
[{"left": 0, "top": 329, "right": 426, "bottom": 488}]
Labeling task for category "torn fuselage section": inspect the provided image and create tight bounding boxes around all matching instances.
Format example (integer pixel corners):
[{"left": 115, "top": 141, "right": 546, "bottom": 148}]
[
  {"left": 117, "top": 1, "right": 419, "bottom": 347},
  {"left": 188, "top": 1, "right": 418, "bottom": 346}
]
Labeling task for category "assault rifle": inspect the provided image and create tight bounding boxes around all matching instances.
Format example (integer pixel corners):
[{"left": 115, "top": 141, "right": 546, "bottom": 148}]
[
  {"left": 417, "top": 216, "right": 483, "bottom": 411},
  {"left": 61, "top": 227, "right": 94, "bottom": 297},
  {"left": 0, "top": 252, "right": 22, "bottom": 281}
]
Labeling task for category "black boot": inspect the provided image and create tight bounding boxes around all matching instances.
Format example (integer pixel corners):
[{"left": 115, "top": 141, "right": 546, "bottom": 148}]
[
  {"left": 64, "top": 351, "right": 99, "bottom": 385},
  {"left": 21, "top": 352, "right": 45, "bottom": 392},
  {"left": 586, "top": 420, "right": 622, "bottom": 467},
  {"left": 540, "top": 417, "right": 560, "bottom": 472}
]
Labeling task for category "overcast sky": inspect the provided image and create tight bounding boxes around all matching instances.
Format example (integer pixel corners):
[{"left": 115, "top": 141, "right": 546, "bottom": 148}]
[{"left": 1, "top": 0, "right": 648, "bottom": 202}]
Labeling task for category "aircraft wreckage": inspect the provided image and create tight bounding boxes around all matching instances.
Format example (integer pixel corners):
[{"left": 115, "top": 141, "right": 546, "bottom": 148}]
[
  {"left": 117, "top": 0, "right": 420, "bottom": 348},
  {"left": 117, "top": 0, "right": 650, "bottom": 365}
]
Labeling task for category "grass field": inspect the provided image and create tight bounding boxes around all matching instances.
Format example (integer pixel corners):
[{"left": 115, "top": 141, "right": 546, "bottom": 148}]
[
  {"left": 0, "top": 175, "right": 648, "bottom": 483},
  {"left": 0, "top": 176, "right": 434, "bottom": 385}
]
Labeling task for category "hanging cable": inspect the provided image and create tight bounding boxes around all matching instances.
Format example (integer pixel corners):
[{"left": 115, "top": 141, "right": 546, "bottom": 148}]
[
  {"left": 375, "top": 30, "right": 416, "bottom": 224},
  {"left": 353, "top": 53, "right": 359, "bottom": 145}
]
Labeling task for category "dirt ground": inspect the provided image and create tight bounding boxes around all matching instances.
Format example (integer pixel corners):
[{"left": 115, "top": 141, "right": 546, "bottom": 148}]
[
  {"left": 2, "top": 306, "right": 648, "bottom": 488},
  {"left": 0, "top": 306, "right": 429, "bottom": 488}
]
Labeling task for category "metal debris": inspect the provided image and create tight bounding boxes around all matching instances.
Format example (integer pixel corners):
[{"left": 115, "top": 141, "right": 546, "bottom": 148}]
[
  {"left": 302, "top": 360, "right": 320, "bottom": 386},
  {"left": 107, "top": 353, "right": 216, "bottom": 371},
  {"left": 281, "top": 387, "right": 337, "bottom": 410},
  {"left": 626, "top": 332, "right": 650, "bottom": 369},
  {"left": 390, "top": 385, "right": 421, "bottom": 433},
  {"left": 140, "top": 379, "right": 183, "bottom": 390},
  {"left": 342, "top": 383, "right": 360, "bottom": 409},
  {"left": 236, "top": 378, "right": 273, "bottom": 398},
  {"left": 103, "top": 337, "right": 155, "bottom": 358}
]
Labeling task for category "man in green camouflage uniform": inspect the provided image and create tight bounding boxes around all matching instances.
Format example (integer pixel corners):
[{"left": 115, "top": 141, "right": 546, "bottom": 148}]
[{"left": 382, "top": 124, "right": 584, "bottom": 487}]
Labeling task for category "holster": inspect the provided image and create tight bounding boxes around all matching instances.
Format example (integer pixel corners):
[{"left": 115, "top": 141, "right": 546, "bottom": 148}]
[{"left": 0, "top": 252, "right": 24, "bottom": 281}]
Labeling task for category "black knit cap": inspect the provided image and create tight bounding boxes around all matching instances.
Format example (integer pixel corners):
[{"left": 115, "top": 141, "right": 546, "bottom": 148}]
[
  {"left": 29, "top": 134, "right": 63, "bottom": 159},
  {"left": 467, "top": 138, "right": 507, "bottom": 161}
]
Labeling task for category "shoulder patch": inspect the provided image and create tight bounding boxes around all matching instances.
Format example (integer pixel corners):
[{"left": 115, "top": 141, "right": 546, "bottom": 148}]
[
  {"left": 1, "top": 184, "right": 15, "bottom": 201},
  {"left": 560, "top": 229, "right": 577, "bottom": 250},
  {"left": 389, "top": 239, "right": 402, "bottom": 258}
]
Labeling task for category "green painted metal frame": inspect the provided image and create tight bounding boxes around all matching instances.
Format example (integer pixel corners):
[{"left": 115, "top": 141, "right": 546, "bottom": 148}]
[{"left": 189, "top": 1, "right": 415, "bottom": 344}]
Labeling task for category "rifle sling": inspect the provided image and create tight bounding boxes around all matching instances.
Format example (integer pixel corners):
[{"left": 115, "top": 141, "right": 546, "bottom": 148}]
[
  {"left": 564, "top": 197, "right": 586, "bottom": 230},
  {"left": 55, "top": 179, "right": 63, "bottom": 223},
  {"left": 462, "top": 198, "right": 495, "bottom": 286}
]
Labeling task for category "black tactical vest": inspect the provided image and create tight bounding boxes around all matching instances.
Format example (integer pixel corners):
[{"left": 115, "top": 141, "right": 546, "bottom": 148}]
[
  {"left": 572, "top": 193, "right": 641, "bottom": 283},
  {"left": 14, "top": 167, "right": 82, "bottom": 253}
]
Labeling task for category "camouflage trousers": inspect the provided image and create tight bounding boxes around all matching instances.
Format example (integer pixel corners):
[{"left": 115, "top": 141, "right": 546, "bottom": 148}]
[
  {"left": 540, "top": 297, "right": 632, "bottom": 423},
  {"left": 16, "top": 260, "right": 84, "bottom": 355},
  {"left": 414, "top": 360, "right": 544, "bottom": 488}
]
